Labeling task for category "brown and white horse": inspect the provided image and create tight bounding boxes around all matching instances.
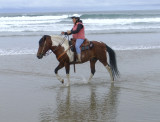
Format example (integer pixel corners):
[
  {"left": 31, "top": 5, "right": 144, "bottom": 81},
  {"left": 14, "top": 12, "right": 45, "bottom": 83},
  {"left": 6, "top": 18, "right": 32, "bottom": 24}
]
[{"left": 37, "top": 35, "right": 119, "bottom": 86}]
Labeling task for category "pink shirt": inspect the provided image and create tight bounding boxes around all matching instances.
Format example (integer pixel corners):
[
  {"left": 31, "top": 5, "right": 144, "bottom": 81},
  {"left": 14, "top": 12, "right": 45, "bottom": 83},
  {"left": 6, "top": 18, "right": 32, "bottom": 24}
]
[{"left": 72, "top": 22, "right": 85, "bottom": 39}]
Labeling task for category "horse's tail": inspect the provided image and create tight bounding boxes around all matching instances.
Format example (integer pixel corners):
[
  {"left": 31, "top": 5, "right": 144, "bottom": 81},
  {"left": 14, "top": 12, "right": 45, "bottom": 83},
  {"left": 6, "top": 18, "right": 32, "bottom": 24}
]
[{"left": 106, "top": 44, "right": 119, "bottom": 79}]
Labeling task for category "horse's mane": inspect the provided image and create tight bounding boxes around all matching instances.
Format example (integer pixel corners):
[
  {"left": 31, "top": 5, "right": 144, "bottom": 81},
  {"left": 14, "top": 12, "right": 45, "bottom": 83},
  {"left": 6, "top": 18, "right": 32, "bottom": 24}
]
[{"left": 50, "top": 35, "right": 69, "bottom": 50}]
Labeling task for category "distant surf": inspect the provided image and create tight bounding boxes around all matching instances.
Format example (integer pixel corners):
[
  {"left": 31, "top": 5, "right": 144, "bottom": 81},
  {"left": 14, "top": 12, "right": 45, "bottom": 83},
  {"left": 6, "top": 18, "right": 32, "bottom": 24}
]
[{"left": 1, "top": 10, "right": 160, "bottom": 36}]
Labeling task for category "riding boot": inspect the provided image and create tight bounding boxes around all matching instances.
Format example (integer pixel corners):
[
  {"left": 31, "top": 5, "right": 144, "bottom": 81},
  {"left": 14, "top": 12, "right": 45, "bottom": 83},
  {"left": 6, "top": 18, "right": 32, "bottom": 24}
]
[{"left": 77, "top": 54, "right": 81, "bottom": 62}]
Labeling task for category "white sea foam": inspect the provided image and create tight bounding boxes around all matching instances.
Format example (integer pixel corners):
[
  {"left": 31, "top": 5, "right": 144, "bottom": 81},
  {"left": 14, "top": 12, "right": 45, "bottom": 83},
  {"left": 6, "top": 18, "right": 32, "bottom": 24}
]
[
  {"left": 0, "top": 15, "right": 68, "bottom": 21},
  {"left": 0, "top": 45, "right": 160, "bottom": 56},
  {"left": 0, "top": 48, "right": 37, "bottom": 56},
  {"left": 83, "top": 18, "right": 160, "bottom": 25},
  {"left": 0, "top": 12, "right": 160, "bottom": 33},
  {"left": 113, "top": 45, "right": 160, "bottom": 51}
]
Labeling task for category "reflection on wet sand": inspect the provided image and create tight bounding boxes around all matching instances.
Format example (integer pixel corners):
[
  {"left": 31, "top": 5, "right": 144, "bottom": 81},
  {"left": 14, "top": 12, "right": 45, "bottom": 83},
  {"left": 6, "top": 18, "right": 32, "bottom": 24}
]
[{"left": 40, "top": 83, "right": 120, "bottom": 121}]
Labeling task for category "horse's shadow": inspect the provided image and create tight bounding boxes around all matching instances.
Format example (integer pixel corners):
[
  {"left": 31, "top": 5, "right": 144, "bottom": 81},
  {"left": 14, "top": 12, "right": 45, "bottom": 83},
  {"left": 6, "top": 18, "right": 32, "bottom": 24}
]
[{"left": 39, "top": 82, "right": 120, "bottom": 121}]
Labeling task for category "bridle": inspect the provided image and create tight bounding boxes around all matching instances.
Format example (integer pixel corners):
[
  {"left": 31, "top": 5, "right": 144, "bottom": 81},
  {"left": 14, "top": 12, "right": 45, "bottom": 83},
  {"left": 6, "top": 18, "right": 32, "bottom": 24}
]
[
  {"left": 40, "top": 35, "right": 69, "bottom": 56},
  {"left": 40, "top": 40, "right": 47, "bottom": 55}
]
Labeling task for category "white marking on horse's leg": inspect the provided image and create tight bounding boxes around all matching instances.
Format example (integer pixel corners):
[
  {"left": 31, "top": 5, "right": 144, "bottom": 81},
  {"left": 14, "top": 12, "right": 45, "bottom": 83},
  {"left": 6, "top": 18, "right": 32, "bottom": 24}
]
[
  {"left": 106, "top": 65, "right": 114, "bottom": 82},
  {"left": 66, "top": 74, "right": 70, "bottom": 86},
  {"left": 56, "top": 74, "right": 64, "bottom": 84},
  {"left": 88, "top": 73, "right": 94, "bottom": 83}
]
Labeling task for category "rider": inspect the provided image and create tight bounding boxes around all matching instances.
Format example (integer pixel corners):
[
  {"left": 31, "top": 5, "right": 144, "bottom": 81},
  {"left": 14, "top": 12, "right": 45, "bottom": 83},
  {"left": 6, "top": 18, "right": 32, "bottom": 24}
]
[{"left": 61, "top": 15, "right": 85, "bottom": 62}]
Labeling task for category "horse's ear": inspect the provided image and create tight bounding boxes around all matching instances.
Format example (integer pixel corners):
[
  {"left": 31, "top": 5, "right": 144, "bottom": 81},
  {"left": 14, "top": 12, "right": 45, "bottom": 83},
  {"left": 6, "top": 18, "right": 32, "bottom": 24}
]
[
  {"left": 39, "top": 35, "right": 46, "bottom": 45},
  {"left": 43, "top": 35, "right": 48, "bottom": 41},
  {"left": 39, "top": 38, "right": 43, "bottom": 45}
]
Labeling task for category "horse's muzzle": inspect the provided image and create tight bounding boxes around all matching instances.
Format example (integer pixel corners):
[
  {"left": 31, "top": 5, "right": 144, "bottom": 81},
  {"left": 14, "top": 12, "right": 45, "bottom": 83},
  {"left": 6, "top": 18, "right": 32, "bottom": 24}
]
[{"left": 37, "top": 54, "right": 43, "bottom": 59}]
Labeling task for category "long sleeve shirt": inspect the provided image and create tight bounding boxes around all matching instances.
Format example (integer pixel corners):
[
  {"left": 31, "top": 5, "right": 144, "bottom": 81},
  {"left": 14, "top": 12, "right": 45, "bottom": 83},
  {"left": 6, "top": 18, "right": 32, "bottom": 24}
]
[{"left": 65, "top": 23, "right": 83, "bottom": 35}]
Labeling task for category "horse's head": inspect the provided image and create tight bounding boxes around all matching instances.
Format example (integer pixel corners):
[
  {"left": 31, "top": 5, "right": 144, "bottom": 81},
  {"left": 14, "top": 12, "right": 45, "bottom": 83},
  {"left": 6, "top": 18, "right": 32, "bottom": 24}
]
[{"left": 37, "top": 35, "right": 52, "bottom": 59}]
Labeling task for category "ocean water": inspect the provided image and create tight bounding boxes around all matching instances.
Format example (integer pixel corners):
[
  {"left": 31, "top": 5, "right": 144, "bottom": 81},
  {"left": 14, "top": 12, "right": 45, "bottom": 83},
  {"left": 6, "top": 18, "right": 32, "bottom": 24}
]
[
  {"left": 1, "top": 10, "right": 160, "bottom": 35},
  {"left": 0, "top": 10, "right": 160, "bottom": 55}
]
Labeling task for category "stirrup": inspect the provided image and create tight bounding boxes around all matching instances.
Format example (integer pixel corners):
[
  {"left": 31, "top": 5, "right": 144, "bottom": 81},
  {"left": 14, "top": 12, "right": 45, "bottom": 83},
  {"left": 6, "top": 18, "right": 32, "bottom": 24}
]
[{"left": 76, "top": 59, "right": 81, "bottom": 63}]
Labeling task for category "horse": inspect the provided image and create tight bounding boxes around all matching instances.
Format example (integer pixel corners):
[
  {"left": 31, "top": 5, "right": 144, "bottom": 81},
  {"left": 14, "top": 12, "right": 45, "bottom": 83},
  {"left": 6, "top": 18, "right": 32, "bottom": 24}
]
[{"left": 37, "top": 35, "right": 119, "bottom": 86}]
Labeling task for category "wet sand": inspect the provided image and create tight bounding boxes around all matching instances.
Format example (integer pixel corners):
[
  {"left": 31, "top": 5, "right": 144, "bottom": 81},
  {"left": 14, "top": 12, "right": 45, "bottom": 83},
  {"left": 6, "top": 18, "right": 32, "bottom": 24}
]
[{"left": 0, "top": 48, "right": 160, "bottom": 122}]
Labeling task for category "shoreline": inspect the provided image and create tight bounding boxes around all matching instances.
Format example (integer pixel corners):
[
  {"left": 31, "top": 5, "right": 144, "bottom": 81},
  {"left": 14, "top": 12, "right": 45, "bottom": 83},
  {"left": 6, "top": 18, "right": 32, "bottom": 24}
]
[{"left": 1, "top": 32, "right": 160, "bottom": 56}]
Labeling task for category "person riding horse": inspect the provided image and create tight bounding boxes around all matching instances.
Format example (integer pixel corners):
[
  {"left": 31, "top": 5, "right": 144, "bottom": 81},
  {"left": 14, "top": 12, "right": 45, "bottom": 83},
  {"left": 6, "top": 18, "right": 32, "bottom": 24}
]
[
  {"left": 37, "top": 16, "right": 119, "bottom": 86},
  {"left": 61, "top": 15, "right": 85, "bottom": 62}
]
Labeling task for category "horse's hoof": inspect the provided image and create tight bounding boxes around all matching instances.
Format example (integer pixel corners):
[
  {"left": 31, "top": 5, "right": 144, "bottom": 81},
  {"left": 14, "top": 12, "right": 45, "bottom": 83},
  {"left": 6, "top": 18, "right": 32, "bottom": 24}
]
[
  {"left": 61, "top": 79, "right": 64, "bottom": 84},
  {"left": 88, "top": 80, "right": 91, "bottom": 84}
]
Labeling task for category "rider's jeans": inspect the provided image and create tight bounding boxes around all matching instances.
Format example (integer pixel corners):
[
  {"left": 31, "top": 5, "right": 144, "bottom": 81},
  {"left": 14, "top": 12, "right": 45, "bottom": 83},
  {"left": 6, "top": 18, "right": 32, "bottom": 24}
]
[{"left": 75, "top": 39, "right": 84, "bottom": 54}]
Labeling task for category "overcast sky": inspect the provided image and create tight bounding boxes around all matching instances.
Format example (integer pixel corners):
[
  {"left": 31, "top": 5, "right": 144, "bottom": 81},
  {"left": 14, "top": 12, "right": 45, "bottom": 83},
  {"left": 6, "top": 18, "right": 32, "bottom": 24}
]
[{"left": 0, "top": 0, "right": 160, "bottom": 12}]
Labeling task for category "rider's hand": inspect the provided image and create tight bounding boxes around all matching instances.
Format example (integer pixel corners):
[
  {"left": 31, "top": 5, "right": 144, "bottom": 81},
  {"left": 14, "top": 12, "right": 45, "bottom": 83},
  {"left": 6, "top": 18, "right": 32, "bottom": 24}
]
[
  {"left": 67, "top": 30, "right": 71, "bottom": 34},
  {"left": 61, "top": 31, "right": 65, "bottom": 35}
]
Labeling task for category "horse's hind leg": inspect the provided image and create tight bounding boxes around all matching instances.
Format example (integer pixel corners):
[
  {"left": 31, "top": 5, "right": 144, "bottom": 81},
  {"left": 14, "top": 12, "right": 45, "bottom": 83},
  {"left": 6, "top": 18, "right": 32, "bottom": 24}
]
[
  {"left": 88, "top": 58, "right": 97, "bottom": 83},
  {"left": 99, "top": 55, "right": 114, "bottom": 82},
  {"left": 55, "top": 63, "right": 64, "bottom": 84},
  {"left": 106, "top": 65, "right": 114, "bottom": 82}
]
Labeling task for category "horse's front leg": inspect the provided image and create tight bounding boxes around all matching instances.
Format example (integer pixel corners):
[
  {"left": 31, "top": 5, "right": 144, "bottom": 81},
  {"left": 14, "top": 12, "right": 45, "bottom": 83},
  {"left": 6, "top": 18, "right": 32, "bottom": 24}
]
[
  {"left": 55, "top": 63, "right": 64, "bottom": 84},
  {"left": 88, "top": 59, "right": 97, "bottom": 83},
  {"left": 65, "top": 62, "right": 70, "bottom": 86}
]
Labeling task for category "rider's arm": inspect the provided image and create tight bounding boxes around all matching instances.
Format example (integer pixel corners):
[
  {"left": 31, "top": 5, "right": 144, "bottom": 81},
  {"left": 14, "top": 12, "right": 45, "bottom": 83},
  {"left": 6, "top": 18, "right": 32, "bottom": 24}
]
[{"left": 63, "top": 24, "right": 83, "bottom": 35}]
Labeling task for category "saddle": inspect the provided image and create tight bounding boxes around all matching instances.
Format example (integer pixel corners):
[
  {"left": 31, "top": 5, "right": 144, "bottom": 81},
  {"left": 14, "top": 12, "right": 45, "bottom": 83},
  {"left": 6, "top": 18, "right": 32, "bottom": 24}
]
[
  {"left": 69, "top": 38, "right": 94, "bottom": 71},
  {"left": 69, "top": 38, "right": 94, "bottom": 52}
]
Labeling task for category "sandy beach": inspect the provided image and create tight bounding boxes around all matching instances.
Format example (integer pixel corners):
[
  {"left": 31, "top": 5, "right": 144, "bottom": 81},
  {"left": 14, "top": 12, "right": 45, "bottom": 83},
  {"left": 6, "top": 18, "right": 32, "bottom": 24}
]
[{"left": 0, "top": 40, "right": 160, "bottom": 122}]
